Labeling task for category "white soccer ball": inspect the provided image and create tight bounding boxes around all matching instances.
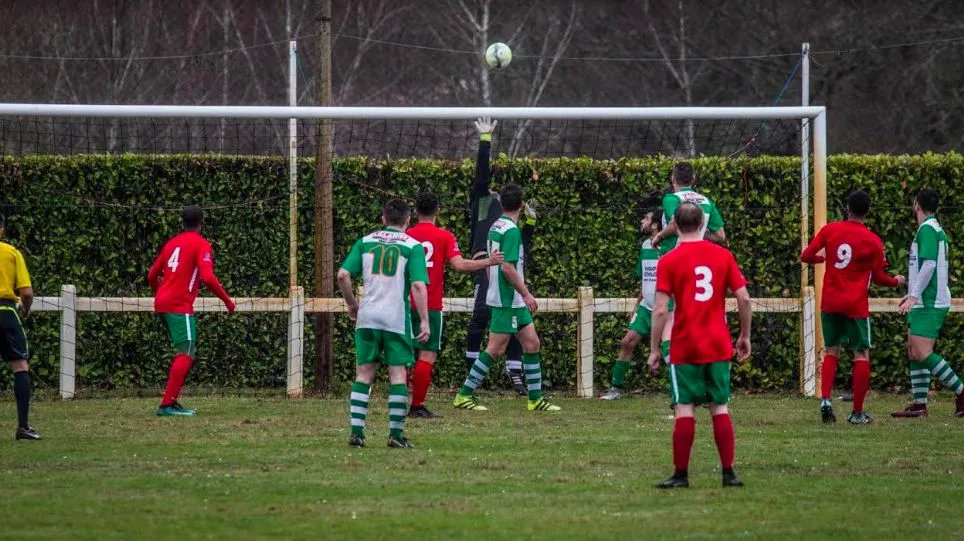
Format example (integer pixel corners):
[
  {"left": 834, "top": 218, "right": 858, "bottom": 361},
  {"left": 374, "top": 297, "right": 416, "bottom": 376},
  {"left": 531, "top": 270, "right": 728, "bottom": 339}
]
[{"left": 485, "top": 42, "right": 512, "bottom": 70}]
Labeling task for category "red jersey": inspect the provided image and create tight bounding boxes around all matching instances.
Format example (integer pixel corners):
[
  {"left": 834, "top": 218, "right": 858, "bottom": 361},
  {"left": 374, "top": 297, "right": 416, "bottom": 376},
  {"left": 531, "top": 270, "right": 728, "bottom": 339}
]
[
  {"left": 148, "top": 231, "right": 232, "bottom": 314},
  {"left": 406, "top": 221, "right": 462, "bottom": 310},
  {"left": 657, "top": 240, "right": 748, "bottom": 364},
  {"left": 800, "top": 220, "right": 897, "bottom": 319}
]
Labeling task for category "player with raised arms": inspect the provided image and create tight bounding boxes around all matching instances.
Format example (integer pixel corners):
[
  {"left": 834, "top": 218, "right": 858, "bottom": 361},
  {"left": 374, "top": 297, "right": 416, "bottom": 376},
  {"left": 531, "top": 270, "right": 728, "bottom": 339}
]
[
  {"left": 337, "top": 199, "right": 430, "bottom": 449},
  {"left": 600, "top": 207, "right": 669, "bottom": 400},
  {"left": 801, "top": 190, "right": 904, "bottom": 424},
  {"left": 148, "top": 205, "right": 236, "bottom": 417},
  {"left": 454, "top": 183, "right": 559, "bottom": 412},
  {"left": 465, "top": 117, "right": 536, "bottom": 395},
  {"left": 406, "top": 192, "right": 503, "bottom": 418},
  {"left": 893, "top": 189, "right": 964, "bottom": 418},
  {"left": 647, "top": 202, "right": 752, "bottom": 489}
]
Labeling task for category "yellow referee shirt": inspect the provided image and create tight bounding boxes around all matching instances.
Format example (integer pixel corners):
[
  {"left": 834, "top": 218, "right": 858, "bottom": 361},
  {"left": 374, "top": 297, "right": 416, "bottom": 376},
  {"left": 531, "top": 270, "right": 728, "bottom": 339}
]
[{"left": 0, "top": 241, "right": 31, "bottom": 302}]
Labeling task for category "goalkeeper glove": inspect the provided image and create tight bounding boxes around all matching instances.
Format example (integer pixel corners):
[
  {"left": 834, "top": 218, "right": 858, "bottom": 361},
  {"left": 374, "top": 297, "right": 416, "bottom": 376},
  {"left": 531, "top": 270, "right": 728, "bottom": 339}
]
[
  {"left": 523, "top": 199, "right": 538, "bottom": 226},
  {"left": 474, "top": 117, "right": 497, "bottom": 141}
]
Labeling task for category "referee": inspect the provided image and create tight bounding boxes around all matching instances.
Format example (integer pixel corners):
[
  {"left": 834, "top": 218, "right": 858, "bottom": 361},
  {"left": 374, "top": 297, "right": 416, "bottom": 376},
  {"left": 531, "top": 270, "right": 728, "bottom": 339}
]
[{"left": 0, "top": 215, "right": 40, "bottom": 440}]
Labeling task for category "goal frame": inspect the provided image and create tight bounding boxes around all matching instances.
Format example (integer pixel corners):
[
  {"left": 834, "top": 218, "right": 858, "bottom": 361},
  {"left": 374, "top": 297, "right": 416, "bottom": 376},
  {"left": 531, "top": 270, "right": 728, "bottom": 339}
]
[{"left": 0, "top": 104, "right": 828, "bottom": 397}]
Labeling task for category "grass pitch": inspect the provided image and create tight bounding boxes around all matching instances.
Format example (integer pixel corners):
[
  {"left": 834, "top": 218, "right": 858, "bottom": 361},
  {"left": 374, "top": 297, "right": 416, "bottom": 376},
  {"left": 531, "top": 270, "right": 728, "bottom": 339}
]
[{"left": 0, "top": 393, "right": 962, "bottom": 540}]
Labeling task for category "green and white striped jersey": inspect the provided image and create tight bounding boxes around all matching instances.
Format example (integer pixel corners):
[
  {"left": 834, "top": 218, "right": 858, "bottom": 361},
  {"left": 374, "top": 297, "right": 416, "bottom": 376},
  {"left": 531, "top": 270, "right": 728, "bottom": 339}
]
[
  {"left": 910, "top": 216, "right": 951, "bottom": 309},
  {"left": 340, "top": 227, "right": 429, "bottom": 335},
  {"left": 637, "top": 239, "right": 659, "bottom": 310},
  {"left": 486, "top": 216, "right": 525, "bottom": 308},
  {"left": 660, "top": 187, "right": 724, "bottom": 255}
]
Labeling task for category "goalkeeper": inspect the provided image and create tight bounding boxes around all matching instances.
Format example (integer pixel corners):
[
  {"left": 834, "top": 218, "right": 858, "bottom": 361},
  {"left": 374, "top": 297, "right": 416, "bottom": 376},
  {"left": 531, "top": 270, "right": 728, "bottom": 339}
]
[{"left": 465, "top": 117, "right": 535, "bottom": 395}]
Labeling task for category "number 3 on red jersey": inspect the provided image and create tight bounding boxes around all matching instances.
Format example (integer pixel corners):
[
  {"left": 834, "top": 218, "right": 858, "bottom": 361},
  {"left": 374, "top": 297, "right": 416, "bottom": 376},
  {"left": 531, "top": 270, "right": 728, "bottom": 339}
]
[{"left": 694, "top": 266, "right": 713, "bottom": 302}]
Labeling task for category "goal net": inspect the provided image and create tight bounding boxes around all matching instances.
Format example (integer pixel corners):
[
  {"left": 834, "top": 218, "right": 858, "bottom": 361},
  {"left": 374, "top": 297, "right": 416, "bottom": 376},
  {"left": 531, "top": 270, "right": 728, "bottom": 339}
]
[{"left": 0, "top": 105, "right": 825, "bottom": 399}]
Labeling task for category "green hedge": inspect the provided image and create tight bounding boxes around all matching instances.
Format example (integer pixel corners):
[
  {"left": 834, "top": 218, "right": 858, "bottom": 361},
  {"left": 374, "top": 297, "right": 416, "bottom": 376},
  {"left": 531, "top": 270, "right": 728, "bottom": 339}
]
[{"left": 1, "top": 153, "right": 962, "bottom": 394}]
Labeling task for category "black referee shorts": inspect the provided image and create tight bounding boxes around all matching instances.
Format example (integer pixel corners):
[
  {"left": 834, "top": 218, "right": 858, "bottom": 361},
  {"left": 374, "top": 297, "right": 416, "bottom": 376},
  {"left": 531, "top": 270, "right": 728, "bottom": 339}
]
[{"left": 0, "top": 301, "right": 28, "bottom": 362}]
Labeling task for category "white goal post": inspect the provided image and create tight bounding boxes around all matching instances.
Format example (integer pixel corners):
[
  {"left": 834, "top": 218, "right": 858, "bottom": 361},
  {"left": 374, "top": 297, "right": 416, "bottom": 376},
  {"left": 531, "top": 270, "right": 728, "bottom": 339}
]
[{"left": 0, "top": 104, "right": 828, "bottom": 398}]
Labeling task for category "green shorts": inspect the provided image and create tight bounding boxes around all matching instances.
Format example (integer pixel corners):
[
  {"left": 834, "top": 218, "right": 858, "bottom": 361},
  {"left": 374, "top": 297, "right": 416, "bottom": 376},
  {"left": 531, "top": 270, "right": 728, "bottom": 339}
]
[
  {"left": 489, "top": 306, "right": 533, "bottom": 335},
  {"left": 821, "top": 313, "right": 871, "bottom": 351},
  {"left": 628, "top": 304, "right": 652, "bottom": 336},
  {"left": 411, "top": 310, "right": 443, "bottom": 351},
  {"left": 355, "top": 328, "right": 413, "bottom": 367},
  {"left": 669, "top": 361, "right": 731, "bottom": 406},
  {"left": 908, "top": 307, "right": 949, "bottom": 340},
  {"left": 160, "top": 313, "right": 197, "bottom": 356}
]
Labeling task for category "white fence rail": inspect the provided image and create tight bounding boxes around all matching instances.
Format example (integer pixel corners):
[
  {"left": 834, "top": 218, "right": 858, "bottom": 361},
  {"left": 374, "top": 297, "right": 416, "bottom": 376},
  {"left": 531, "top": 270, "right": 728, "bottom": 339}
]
[{"left": 38, "top": 285, "right": 824, "bottom": 399}]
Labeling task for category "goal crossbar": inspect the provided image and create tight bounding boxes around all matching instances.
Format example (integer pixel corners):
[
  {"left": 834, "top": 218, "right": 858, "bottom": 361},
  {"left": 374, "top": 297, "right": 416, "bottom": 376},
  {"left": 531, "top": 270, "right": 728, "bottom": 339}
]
[{"left": 0, "top": 104, "right": 825, "bottom": 121}]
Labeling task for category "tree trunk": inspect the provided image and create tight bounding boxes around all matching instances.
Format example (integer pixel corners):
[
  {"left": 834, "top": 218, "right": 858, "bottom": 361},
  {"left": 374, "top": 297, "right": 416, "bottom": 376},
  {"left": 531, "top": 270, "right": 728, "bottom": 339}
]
[{"left": 313, "top": 0, "right": 335, "bottom": 392}]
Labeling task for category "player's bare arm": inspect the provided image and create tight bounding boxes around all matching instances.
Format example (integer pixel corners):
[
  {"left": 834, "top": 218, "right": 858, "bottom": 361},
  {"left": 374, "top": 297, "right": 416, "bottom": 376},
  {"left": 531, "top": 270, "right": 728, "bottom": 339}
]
[
  {"left": 449, "top": 251, "right": 503, "bottom": 273},
  {"left": 500, "top": 262, "right": 537, "bottom": 313},
  {"left": 652, "top": 220, "right": 677, "bottom": 247},
  {"left": 733, "top": 286, "right": 752, "bottom": 362},
  {"left": 706, "top": 227, "right": 726, "bottom": 244},
  {"left": 647, "top": 291, "right": 671, "bottom": 372},
  {"left": 336, "top": 269, "right": 358, "bottom": 321},
  {"left": 411, "top": 281, "right": 430, "bottom": 342},
  {"left": 17, "top": 286, "right": 33, "bottom": 319}
]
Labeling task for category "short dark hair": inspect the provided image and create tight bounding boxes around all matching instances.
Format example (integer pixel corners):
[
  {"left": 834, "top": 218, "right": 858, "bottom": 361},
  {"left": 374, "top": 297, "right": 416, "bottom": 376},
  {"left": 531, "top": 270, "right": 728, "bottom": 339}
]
[
  {"left": 414, "top": 192, "right": 440, "bottom": 217},
  {"left": 846, "top": 190, "right": 871, "bottom": 219},
  {"left": 674, "top": 202, "right": 704, "bottom": 233},
  {"left": 650, "top": 208, "right": 663, "bottom": 231},
  {"left": 383, "top": 199, "right": 411, "bottom": 227},
  {"left": 916, "top": 189, "right": 939, "bottom": 213},
  {"left": 182, "top": 205, "right": 204, "bottom": 229},
  {"left": 499, "top": 184, "right": 524, "bottom": 212},
  {"left": 672, "top": 162, "right": 695, "bottom": 187}
]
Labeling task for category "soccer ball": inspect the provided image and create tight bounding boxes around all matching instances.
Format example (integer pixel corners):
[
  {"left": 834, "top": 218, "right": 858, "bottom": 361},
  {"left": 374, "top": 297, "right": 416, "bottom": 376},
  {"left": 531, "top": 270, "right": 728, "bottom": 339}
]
[{"left": 485, "top": 43, "right": 512, "bottom": 70}]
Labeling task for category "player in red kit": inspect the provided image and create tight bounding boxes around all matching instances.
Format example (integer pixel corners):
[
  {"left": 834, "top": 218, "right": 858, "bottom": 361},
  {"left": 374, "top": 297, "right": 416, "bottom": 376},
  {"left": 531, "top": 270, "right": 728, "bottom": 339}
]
[
  {"left": 801, "top": 190, "right": 904, "bottom": 425},
  {"left": 148, "top": 205, "right": 236, "bottom": 416},
  {"left": 406, "top": 193, "right": 503, "bottom": 418},
  {"left": 647, "top": 202, "right": 752, "bottom": 489}
]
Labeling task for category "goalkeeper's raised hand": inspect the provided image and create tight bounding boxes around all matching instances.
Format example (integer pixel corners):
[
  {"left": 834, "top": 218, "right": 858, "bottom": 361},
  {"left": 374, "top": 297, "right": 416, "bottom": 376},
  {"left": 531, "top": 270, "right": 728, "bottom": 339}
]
[{"left": 474, "top": 117, "right": 497, "bottom": 138}]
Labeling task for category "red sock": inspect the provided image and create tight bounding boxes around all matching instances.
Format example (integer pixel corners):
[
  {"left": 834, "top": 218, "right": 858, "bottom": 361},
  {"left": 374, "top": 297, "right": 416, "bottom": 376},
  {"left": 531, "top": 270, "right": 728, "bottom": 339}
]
[
  {"left": 821, "top": 354, "right": 838, "bottom": 400},
  {"left": 411, "top": 359, "right": 433, "bottom": 408},
  {"left": 161, "top": 354, "right": 193, "bottom": 406},
  {"left": 712, "top": 413, "right": 735, "bottom": 470},
  {"left": 672, "top": 416, "right": 696, "bottom": 473},
  {"left": 852, "top": 359, "right": 871, "bottom": 413}
]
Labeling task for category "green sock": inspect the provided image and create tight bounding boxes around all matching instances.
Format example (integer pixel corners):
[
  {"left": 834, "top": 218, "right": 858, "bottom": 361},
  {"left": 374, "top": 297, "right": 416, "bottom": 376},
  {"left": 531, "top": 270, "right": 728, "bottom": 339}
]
[
  {"left": 523, "top": 352, "right": 543, "bottom": 401},
  {"left": 349, "top": 381, "right": 371, "bottom": 437},
  {"left": 460, "top": 351, "right": 494, "bottom": 396},
  {"left": 925, "top": 353, "right": 964, "bottom": 395},
  {"left": 611, "top": 360, "right": 631, "bottom": 388},
  {"left": 909, "top": 361, "right": 931, "bottom": 404},
  {"left": 388, "top": 383, "right": 408, "bottom": 439}
]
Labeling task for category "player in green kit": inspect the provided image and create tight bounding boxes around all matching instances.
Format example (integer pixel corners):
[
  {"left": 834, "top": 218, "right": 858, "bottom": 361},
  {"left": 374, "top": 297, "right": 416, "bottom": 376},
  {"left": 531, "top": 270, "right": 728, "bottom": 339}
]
[
  {"left": 600, "top": 208, "right": 670, "bottom": 400},
  {"left": 337, "top": 199, "right": 431, "bottom": 449},
  {"left": 893, "top": 189, "right": 964, "bottom": 418},
  {"left": 454, "top": 184, "right": 560, "bottom": 412},
  {"left": 652, "top": 162, "right": 726, "bottom": 256}
]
